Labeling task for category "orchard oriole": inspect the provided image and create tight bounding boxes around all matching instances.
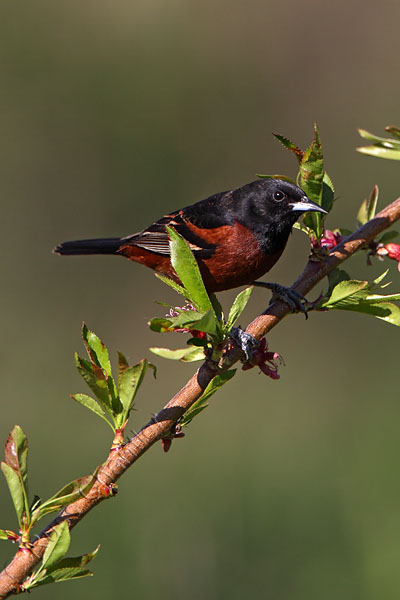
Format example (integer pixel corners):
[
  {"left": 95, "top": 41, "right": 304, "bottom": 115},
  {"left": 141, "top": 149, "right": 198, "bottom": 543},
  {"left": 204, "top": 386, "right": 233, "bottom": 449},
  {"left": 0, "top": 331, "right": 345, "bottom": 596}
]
[{"left": 54, "top": 178, "right": 326, "bottom": 299}]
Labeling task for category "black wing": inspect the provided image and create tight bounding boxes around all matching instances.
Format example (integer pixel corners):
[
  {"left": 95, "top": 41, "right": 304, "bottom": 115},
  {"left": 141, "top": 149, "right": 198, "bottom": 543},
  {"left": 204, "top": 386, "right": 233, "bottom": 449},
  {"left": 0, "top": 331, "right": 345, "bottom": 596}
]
[{"left": 123, "top": 190, "right": 234, "bottom": 258}]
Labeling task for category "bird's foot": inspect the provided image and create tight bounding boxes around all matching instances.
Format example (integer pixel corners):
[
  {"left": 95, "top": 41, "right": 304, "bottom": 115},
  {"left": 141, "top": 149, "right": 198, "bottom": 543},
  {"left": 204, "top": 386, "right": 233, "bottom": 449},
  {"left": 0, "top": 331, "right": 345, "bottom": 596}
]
[
  {"left": 229, "top": 327, "right": 259, "bottom": 361},
  {"left": 253, "top": 282, "right": 309, "bottom": 319}
]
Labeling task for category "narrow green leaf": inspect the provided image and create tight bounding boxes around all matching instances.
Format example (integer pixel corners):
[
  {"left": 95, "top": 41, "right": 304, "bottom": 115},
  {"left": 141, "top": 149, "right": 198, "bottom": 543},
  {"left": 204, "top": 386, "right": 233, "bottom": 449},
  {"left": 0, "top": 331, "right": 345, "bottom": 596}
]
[
  {"left": 42, "top": 521, "right": 71, "bottom": 571},
  {"left": 75, "top": 354, "right": 114, "bottom": 418},
  {"left": 226, "top": 287, "right": 253, "bottom": 330},
  {"left": 167, "top": 226, "right": 213, "bottom": 314},
  {"left": 1, "top": 462, "right": 25, "bottom": 527},
  {"left": 322, "top": 280, "right": 368, "bottom": 307},
  {"left": 4, "top": 426, "right": 28, "bottom": 489},
  {"left": 356, "top": 146, "right": 400, "bottom": 160},
  {"left": 300, "top": 125, "right": 325, "bottom": 239},
  {"left": 180, "top": 370, "right": 236, "bottom": 427},
  {"left": 273, "top": 133, "right": 305, "bottom": 163},
  {"left": 326, "top": 300, "right": 400, "bottom": 327},
  {"left": 81, "top": 324, "right": 112, "bottom": 376},
  {"left": 32, "top": 474, "right": 96, "bottom": 523},
  {"left": 187, "top": 310, "right": 219, "bottom": 336},
  {"left": 0, "top": 529, "right": 17, "bottom": 541},
  {"left": 25, "top": 546, "right": 99, "bottom": 589},
  {"left": 326, "top": 268, "right": 351, "bottom": 296},
  {"left": 70, "top": 394, "right": 114, "bottom": 431},
  {"left": 148, "top": 317, "right": 175, "bottom": 333},
  {"left": 357, "top": 185, "right": 379, "bottom": 226},
  {"left": 117, "top": 359, "right": 149, "bottom": 424},
  {"left": 154, "top": 273, "right": 189, "bottom": 299},
  {"left": 373, "top": 269, "right": 389, "bottom": 286},
  {"left": 150, "top": 347, "right": 205, "bottom": 362},
  {"left": 322, "top": 172, "right": 335, "bottom": 213},
  {"left": 209, "top": 293, "right": 224, "bottom": 321},
  {"left": 357, "top": 128, "right": 400, "bottom": 147},
  {"left": 385, "top": 125, "right": 400, "bottom": 140}
]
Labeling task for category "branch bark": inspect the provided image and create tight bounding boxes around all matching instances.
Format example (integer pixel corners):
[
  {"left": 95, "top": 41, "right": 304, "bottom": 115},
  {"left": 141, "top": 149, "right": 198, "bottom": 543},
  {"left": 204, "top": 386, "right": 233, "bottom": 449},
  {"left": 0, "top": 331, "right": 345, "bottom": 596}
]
[{"left": 1, "top": 197, "right": 400, "bottom": 598}]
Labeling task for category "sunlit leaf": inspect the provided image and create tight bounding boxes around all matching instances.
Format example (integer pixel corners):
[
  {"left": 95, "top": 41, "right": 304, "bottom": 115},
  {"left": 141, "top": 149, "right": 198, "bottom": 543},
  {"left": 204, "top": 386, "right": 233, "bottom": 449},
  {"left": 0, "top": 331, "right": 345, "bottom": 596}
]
[
  {"left": 42, "top": 521, "right": 71, "bottom": 571},
  {"left": 117, "top": 359, "right": 150, "bottom": 425},
  {"left": 32, "top": 474, "right": 96, "bottom": 523},
  {"left": 167, "top": 226, "right": 214, "bottom": 315},
  {"left": 25, "top": 546, "right": 99, "bottom": 589},
  {"left": 356, "top": 146, "right": 400, "bottom": 160},
  {"left": 180, "top": 370, "right": 236, "bottom": 427},
  {"left": 154, "top": 273, "right": 188, "bottom": 298},
  {"left": 150, "top": 347, "right": 205, "bottom": 362},
  {"left": 75, "top": 354, "right": 115, "bottom": 418},
  {"left": 1, "top": 462, "right": 26, "bottom": 527},
  {"left": 357, "top": 185, "right": 379, "bottom": 226},
  {"left": 357, "top": 128, "right": 400, "bottom": 148},
  {"left": 226, "top": 287, "right": 253, "bottom": 330},
  {"left": 70, "top": 393, "right": 114, "bottom": 431},
  {"left": 385, "top": 125, "right": 400, "bottom": 140},
  {"left": 4, "top": 426, "right": 28, "bottom": 489},
  {"left": 299, "top": 125, "right": 325, "bottom": 239},
  {"left": 273, "top": 133, "right": 305, "bottom": 162},
  {"left": 81, "top": 324, "right": 112, "bottom": 377}
]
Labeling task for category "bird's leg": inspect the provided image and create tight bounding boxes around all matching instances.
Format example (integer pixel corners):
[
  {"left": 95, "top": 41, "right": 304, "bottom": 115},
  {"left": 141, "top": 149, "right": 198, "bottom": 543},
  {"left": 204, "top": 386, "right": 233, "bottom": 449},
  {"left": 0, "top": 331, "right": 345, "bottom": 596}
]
[
  {"left": 229, "top": 327, "right": 260, "bottom": 361},
  {"left": 253, "top": 281, "right": 309, "bottom": 319}
]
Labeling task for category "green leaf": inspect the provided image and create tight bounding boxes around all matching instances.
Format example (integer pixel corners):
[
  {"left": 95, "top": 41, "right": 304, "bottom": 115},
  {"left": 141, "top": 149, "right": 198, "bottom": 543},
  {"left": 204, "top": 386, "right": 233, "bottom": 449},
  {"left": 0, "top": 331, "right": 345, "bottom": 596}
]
[
  {"left": 0, "top": 529, "right": 17, "bottom": 541},
  {"left": 117, "top": 359, "right": 150, "bottom": 426},
  {"left": 273, "top": 133, "right": 305, "bottom": 163},
  {"left": 154, "top": 273, "right": 188, "bottom": 298},
  {"left": 357, "top": 185, "right": 379, "bottom": 226},
  {"left": 226, "top": 287, "right": 253, "bottom": 330},
  {"left": 320, "top": 272, "right": 400, "bottom": 327},
  {"left": 150, "top": 347, "right": 205, "bottom": 362},
  {"left": 187, "top": 310, "right": 219, "bottom": 336},
  {"left": 81, "top": 324, "right": 112, "bottom": 377},
  {"left": 385, "top": 125, "right": 400, "bottom": 140},
  {"left": 75, "top": 354, "right": 116, "bottom": 418},
  {"left": 70, "top": 393, "right": 115, "bottom": 431},
  {"left": 1, "top": 462, "right": 26, "bottom": 527},
  {"left": 4, "top": 426, "right": 28, "bottom": 489},
  {"left": 330, "top": 300, "right": 400, "bottom": 326},
  {"left": 42, "top": 521, "right": 71, "bottom": 571},
  {"left": 356, "top": 146, "right": 400, "bottom": 160},
  {"left": 25, "top": 546, "right": 99, "bottom": 590},
  {"left": 148, "top": 317, "right": 175, "bottom": 333},
  {"left": 322, "top": 172, "right": 335, "bottom": 213},
  {"left": 209, "top": 293, "right": 224, "bottom": 321},
  {"left": 322, "top": 280, "right": 369, "bottom": 307},
  {"left": 327, "top": 268, "right": 350, "bottom": 296},
  {"left": 357, "top": 128, "right": 400, "bottom": 148},
  {"left": 299, "top": 125, "right": 325, "bottom": 239},
  {"left": 167, "top": 226, "right": 214, "bottom": 315},
  {"left": 180, "top": 370, "right": 236, "bottom": 427},
  {"left": 32, "top": 474, "right": 96, "bottom": 523}
]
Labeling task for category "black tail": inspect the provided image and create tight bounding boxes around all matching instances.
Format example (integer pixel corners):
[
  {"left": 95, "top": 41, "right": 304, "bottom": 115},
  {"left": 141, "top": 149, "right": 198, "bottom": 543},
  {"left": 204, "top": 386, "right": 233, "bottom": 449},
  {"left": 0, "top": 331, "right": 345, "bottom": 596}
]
[{"left": 53, "top": 237, "right": 122, "bottom": 256}]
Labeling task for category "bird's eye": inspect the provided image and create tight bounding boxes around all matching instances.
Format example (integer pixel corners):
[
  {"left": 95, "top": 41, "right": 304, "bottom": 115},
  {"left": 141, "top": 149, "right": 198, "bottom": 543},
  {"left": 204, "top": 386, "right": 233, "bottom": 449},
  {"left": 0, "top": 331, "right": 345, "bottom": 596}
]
[{"left": 273, "top": 190, "right": 285, "bottom": 202}]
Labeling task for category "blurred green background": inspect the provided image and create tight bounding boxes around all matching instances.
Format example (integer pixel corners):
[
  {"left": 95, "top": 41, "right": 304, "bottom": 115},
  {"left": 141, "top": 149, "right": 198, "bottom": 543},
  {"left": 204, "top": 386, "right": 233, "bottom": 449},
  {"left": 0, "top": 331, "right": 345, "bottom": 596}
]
[{"left": 1, "top": 0, "right": 400, "bottom": 598}]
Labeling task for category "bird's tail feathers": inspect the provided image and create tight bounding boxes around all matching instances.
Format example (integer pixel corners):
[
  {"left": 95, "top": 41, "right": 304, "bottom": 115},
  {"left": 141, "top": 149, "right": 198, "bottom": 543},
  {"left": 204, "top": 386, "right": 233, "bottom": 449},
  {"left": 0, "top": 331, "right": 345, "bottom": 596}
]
[{"left": 53, "top": 237, "right": 122, "bottom": 256}]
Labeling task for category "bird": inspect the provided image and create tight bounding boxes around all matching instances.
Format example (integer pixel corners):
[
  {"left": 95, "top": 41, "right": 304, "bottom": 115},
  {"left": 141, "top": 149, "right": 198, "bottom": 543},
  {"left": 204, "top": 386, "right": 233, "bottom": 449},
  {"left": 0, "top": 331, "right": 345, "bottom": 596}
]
[{"left": 54, "top": 178, "right": 326, "bottom": 297}]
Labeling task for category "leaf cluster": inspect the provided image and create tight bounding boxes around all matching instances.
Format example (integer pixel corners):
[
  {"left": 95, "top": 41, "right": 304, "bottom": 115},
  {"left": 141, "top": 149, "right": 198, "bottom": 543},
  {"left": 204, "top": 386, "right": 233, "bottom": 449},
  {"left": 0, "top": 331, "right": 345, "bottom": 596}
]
[
  {"left": 357, "top": 126, "right": 400, "bottom": 161},
  {"left": 73, "top": 324, "right": 155, "bottom": 439}
]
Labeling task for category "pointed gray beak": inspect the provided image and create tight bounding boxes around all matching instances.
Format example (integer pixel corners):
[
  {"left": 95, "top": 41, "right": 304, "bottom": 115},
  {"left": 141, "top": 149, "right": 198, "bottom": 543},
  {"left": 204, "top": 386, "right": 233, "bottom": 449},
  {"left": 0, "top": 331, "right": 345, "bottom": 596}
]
[{"left": 289, "top": 196, "right": 328, "bottom": 214}]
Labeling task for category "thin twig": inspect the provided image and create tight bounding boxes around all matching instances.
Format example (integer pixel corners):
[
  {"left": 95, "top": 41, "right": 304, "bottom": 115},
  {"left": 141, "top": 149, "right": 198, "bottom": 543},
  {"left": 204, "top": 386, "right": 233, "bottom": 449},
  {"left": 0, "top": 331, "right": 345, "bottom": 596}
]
[{"left": 1, "top": 197, "right": 400, "bottom": 598}]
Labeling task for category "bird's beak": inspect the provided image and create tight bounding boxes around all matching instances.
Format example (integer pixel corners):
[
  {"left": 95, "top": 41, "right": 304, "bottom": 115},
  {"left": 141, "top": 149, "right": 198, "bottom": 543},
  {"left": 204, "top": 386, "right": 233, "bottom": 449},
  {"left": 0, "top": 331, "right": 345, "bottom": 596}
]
[{"left": 289, "top": 196, "right": 328, "bottom": 214}]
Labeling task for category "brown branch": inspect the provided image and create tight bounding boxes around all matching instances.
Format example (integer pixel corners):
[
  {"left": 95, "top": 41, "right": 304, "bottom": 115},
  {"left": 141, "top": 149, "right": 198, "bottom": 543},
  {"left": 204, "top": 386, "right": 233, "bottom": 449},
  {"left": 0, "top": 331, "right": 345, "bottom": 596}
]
[{"left": 1, "top": 197, "right": 400, "bottom": 598}]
